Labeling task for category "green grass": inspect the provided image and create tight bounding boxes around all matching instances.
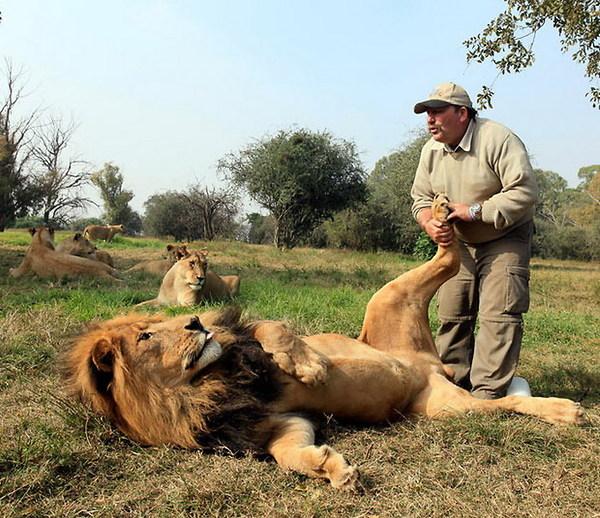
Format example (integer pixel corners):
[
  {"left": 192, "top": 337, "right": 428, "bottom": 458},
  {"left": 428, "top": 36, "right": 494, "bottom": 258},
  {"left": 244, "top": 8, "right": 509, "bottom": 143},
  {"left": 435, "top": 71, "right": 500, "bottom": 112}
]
[{"left": 1, "top": 234, "right": 599, "bottom": 517}]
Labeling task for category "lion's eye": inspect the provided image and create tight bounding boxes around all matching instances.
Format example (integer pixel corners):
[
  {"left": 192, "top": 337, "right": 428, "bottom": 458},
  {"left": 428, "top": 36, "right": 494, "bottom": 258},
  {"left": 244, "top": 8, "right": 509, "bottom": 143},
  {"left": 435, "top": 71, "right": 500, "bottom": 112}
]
[{"left": 138, "top": 332, "right": 153, "bottom": 341}]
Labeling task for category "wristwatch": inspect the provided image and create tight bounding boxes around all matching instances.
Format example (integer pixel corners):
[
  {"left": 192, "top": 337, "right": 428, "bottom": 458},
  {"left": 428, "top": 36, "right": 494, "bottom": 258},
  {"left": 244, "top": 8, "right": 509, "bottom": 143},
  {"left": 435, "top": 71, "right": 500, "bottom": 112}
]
[{"left": 468, "top": 203, "right": 482, "bottom": 221}]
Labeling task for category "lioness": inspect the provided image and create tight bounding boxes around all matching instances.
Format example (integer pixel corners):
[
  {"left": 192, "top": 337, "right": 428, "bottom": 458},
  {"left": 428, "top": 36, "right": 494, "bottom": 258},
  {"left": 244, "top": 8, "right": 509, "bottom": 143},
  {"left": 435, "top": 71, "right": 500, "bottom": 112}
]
[
  {"left": 10, "top": 227, "right": 121, "bottom": 281},
  {"left": 55, "top": 233, "right": 115, "bottom": 267},
  {"left": 55, "top": 232, "right": 97, "bottom": 258},
  {"left": 137, "top": 250, "right": 240, "bottom": 306},
  {"left": 64, "top": 195, "right": 584, "bottom": 489},
  {"left": 83, "top": 224, "right": 124, "bottom": 242},
  {"left": 126, "top": 244, "right": 189, "bottom": 275}
]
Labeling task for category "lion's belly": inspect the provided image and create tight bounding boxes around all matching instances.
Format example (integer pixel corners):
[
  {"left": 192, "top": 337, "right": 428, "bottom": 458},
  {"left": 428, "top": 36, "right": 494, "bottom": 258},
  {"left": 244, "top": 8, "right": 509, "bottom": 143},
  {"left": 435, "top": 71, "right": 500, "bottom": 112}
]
[{"left": 277, "top": 337, "right": 426, "bottom": 422}]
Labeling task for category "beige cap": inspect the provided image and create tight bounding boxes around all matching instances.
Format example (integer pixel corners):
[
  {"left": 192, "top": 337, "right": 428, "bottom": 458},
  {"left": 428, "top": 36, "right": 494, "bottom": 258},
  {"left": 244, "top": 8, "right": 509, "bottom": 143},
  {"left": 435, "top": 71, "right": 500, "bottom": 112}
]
[{"left": 414, "top": 82, "right": 473, "bottom": 114}]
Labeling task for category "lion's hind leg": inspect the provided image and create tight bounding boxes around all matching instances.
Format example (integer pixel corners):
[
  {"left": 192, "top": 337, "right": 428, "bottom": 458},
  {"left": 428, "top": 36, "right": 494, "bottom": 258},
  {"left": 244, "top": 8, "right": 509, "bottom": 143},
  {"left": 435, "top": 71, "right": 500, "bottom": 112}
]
[
  {"left": 266, "top": 415, "right": 358, "bottom": 490},
  {"left": 411, "top": 373, "right": 585, "bottom": 425},
  {"left": 358, "top": 194, "right": 459, "bottom": 355}
]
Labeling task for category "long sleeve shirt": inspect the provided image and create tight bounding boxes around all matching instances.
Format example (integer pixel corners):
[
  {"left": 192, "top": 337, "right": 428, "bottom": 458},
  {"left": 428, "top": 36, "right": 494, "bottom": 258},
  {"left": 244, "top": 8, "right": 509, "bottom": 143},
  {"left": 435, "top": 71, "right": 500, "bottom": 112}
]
[{"left": 411, "top": 118, "right": 538, "bottom": 244}]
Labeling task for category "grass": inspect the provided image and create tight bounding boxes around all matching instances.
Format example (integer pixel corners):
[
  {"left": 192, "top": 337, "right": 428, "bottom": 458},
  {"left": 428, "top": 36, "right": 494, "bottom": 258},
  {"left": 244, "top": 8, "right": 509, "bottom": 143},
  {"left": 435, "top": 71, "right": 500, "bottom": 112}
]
[{"left": 1, "top": 231, "right": 599, "bottom": 517}]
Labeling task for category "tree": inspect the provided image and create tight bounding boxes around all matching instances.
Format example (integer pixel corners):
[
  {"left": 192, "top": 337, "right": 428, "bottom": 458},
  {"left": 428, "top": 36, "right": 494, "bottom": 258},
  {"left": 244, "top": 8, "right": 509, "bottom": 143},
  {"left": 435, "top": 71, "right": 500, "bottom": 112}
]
[
  {"left": 464, "top": 0, "right": 600, "bottom": 108},
  {"left": 577, "top": 164, "right": 600, "bottom": 193},
  {"left": 181, "top": 184, "right": 240, "bottom": 241},
  {"left": 143, "top": 192, "right": 194, "bottom": 240},
  {"left": 29, "top": 117, "right": 94, "bottom": 225},
  {"left": 533, "top": 168, "right": 577, "bottom": 227},
  {"left": 569, "top": 165, "right": 600, "bottom": 225},
  {"left": 143, "top": 185, "right": 240, "bottom": 241},
  {"left": 0, "top": 60, "right": 39, "bottom": 230},
  {"left": 219, "top": 128, "right": 367, "bottom": 249},
  {"left": 91, "top": 162, "right": 141, "bottom": 232},
  {"left": 245, "top": 212, "right": 275, "bottom": 244},
  {"left": 367, "top": 132, "right": 430, "bottom": 253}
]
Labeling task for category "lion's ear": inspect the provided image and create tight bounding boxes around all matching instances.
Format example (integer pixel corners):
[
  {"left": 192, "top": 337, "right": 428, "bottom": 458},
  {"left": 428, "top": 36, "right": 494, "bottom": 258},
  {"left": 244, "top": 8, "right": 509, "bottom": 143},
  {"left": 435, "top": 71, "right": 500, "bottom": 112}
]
[
  {"left": 166, "top": 244, "right": 174, "bottom": 252},
  {"left": 91, "top": 338, "right": 116, "bottom": 374},
  {"left": 29, "top": 227, "right": 36, "bottom": 236}
]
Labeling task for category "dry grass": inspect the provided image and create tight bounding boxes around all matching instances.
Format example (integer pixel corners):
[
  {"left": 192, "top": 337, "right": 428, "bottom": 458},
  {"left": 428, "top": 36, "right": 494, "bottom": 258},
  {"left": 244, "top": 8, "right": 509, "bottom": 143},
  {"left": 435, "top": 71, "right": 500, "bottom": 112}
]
[{"left": 1, "top": 232, "right": 599, "bottom": 517}]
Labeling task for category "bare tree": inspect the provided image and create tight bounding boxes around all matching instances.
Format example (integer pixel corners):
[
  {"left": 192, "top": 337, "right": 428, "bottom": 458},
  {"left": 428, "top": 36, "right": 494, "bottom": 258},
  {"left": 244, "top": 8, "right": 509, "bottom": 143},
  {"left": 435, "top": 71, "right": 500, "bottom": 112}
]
[
  {"left": 181, "top": 185, "right": 240, "bottom": 240},
  {"left": 30, "top": 117, "right": 95, "bottom": 225},
  {"left": 0, "top": 60, "right": 40, "bottom": 230}
]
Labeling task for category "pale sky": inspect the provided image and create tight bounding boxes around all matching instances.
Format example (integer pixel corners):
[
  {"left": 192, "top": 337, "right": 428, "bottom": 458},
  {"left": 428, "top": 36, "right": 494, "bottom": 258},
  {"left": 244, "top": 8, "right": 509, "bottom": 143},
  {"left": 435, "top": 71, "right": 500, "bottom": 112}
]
[{"left": 1, "top": 0, "right": 598, "bottom": 216}]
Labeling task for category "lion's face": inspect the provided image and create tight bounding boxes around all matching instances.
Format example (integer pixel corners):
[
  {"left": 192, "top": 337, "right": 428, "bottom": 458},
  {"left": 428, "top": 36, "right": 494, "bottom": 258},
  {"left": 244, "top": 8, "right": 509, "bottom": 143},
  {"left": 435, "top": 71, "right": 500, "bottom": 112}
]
[
  {"left": 63, "top": 233, "right": 97, "bottom": 257},
  {"left": 91, "top": 315, "right": 222, "bottom": 388},
  {"left": 177, "top": 252, "right": 209, "bottom": 291}
]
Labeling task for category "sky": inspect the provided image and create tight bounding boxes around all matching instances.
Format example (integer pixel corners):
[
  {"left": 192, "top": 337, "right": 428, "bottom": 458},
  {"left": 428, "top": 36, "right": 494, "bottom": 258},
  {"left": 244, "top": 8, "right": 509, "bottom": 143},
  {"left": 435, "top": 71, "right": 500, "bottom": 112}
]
[{"left": 1, "top": 0, "right": 598, "bottom": 217}]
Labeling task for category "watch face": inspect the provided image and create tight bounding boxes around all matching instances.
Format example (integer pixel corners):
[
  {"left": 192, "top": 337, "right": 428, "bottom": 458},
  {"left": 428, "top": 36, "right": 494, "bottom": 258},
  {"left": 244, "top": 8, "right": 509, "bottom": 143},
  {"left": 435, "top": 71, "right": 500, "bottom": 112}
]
[{"left": 469, "top": 203, "right": 482, "bottom": 221}]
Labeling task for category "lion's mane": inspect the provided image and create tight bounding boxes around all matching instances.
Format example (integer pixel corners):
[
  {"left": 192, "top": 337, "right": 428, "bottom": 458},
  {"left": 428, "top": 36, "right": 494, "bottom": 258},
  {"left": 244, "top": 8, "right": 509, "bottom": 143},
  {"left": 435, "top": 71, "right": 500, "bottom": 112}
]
[{"left": 62, "top": 308, "right": 282, "bottom": 453}]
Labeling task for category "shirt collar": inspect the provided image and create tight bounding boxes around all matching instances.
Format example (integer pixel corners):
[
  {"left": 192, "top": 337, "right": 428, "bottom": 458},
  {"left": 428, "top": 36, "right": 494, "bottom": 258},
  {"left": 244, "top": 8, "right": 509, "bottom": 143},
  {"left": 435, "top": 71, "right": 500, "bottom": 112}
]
[{"left": 431, "top": 119, "right": 476, "bottom": 153}]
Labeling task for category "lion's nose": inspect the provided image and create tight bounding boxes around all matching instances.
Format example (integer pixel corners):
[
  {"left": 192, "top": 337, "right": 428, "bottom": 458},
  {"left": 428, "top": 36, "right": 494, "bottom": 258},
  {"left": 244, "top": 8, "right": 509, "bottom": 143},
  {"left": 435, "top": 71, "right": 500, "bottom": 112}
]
[
  {"left": 184, "top": 316, "right": 207, "bottom": 332},
  {"left": 197, "top": 275, "right": 205, "bottom": 283}
]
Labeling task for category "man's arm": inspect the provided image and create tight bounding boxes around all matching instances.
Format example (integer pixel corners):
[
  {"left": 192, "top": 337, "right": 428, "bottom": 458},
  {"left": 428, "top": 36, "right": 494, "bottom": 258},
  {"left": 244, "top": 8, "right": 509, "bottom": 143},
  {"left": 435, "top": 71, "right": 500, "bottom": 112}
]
[{"left": 481, "top": 133, "right": 538, "bottom": 229}]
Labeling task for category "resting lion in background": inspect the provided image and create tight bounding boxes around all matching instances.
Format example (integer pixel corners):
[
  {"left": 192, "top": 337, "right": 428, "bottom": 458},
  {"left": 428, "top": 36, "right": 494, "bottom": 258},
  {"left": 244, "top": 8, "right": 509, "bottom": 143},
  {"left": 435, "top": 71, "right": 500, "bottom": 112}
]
[
  {"left": 126, "top": 244, "right": 189, "bottom": 275},
  {"left": 55, "top": 233, "right": 115, "bottom": 267},
  {"left": 9, "top": 227, "right": 120, "bottom": 281},
  {"left": 83, "top": 224, "right": 124, "bottom": 242},
  {"left": 137, "top": 249, "right": 240, "bottom": 306},
  {"left": 63, "top": 195, "right": 585, "bottom": 490}
]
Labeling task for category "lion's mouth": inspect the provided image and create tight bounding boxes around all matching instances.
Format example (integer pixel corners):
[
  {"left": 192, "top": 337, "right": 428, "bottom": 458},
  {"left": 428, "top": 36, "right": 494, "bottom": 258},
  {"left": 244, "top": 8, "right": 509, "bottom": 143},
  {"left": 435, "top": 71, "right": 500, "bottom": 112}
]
[
  {"left": 183, "top": 332, "right": 222, "bottom": 371},
  {"left": 188, "top": 279, "right": 205, "bottom": 291}
]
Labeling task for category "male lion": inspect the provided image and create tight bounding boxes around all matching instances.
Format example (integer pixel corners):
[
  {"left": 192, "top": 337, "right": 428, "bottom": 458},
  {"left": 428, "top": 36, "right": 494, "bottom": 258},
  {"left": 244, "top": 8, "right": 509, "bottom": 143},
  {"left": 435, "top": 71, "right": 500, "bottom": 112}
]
[
  {"left": 83, "top": 224, "right": 124, "bottom": 242},
  {"left": 55, "top": 233, "right": 115, "bottom": 267},
  {"left": 10, "top": 227, "right": 120, "bottom": 281},
  {"left": 126, "top": 244, "right": 189, "bottom": 275},
  {"left": 137, "top": 250, "right": 240, "bottom": 306},
  {"left": 63, "top": 194, "right": 585, "bottom": 489}
]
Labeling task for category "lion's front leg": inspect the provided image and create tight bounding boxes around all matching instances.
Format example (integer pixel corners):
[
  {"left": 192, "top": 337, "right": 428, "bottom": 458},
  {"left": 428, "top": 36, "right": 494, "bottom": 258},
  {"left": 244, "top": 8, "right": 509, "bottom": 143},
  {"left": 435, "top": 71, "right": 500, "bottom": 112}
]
[
  {"left": 9, "top": 255, "right": 32, "bottom": 278},
  {"left": 250, "top": 321, "right": 329, "bottom": 385},
  {"left": 266, "top": 415, "right": 358, "bottom": 490}
]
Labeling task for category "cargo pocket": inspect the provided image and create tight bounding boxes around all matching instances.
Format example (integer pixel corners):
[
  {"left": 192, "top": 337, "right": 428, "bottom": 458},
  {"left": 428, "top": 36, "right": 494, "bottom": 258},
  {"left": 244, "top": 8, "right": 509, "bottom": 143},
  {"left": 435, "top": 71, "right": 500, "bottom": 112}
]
[{"left": 504, "top": 265, "right": 530, "bottom": 315}]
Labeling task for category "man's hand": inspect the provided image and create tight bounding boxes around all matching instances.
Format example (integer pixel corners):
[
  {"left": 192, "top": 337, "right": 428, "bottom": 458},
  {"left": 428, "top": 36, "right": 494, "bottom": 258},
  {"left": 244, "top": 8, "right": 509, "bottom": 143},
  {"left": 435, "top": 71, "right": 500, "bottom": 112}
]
[
  {"left": 417, "top": 207, "right": 455, "bottom": 247},
  {"left": 424, "top": 218, "right": 454, "bottom": 247},
  {"left": 446, "top": 203, "right": 472, "bottom": 223}
]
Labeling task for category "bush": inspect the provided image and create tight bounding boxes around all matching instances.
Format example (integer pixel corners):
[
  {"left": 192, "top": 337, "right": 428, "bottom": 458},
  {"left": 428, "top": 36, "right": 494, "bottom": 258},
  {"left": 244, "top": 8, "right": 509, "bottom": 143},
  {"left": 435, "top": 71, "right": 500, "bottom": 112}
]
[
  {"left": 412, "top": 232, "right": 437, "bottom": 260},
  {"left": 13, "top": 216, "right": 66, "bottom": 230},
  {"left": 532, "top": 219, "right": 596, "bottom": 260}
]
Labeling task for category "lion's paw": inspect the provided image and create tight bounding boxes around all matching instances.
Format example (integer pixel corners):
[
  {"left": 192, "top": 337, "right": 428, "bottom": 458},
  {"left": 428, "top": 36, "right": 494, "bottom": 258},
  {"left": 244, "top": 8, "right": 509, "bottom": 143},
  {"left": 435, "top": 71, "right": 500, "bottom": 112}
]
[
  {"left": 432, "top": 193, "right": 451, "bottom": 224},
  {"left": 273, "top": 341, "right": 329, "bottom": 385},
  {"left": 330, "top": 465, "right": 359, "bottom": 491},
  {"left": 542, "top": 398, "right": 586, "bottom": 425}
]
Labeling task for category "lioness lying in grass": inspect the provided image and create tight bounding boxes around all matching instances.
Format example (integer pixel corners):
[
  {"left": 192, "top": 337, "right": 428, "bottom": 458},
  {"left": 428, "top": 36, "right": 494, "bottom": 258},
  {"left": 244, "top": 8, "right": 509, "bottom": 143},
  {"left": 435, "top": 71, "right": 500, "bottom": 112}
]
[
  {"left": 10, "top": 227, "right": 120, "bottom": 281},
  {"left": 137, "top": 249, "right": 240, "bottom": 306}
]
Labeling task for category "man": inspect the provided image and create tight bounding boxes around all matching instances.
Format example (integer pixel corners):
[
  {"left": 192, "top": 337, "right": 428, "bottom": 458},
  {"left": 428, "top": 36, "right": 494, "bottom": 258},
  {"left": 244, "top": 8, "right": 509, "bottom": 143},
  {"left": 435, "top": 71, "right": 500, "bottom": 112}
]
[{"left": 410, "top": 82, "right": 538, "bottom": 399}]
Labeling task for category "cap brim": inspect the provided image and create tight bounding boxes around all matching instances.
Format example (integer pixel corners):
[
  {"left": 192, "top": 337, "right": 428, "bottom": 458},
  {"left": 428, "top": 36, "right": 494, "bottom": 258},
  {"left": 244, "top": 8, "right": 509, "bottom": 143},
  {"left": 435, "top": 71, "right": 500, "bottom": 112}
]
[{"left": 413, "top": 99, "right": 452, "bottom": 114}]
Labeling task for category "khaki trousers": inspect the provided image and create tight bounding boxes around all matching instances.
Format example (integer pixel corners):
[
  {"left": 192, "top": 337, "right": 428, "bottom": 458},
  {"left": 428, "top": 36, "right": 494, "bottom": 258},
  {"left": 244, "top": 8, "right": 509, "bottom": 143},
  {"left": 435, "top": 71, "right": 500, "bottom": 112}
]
[{"left": 435, "top": 222, "right": 533, "bottom": 399}]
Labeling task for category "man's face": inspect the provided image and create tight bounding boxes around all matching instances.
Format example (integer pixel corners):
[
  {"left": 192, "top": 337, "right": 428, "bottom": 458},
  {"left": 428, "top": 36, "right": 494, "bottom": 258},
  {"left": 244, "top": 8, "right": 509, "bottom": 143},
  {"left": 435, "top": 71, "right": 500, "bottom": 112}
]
[{"left": 426, "top": 105, "right": 469, "bottom": 146}]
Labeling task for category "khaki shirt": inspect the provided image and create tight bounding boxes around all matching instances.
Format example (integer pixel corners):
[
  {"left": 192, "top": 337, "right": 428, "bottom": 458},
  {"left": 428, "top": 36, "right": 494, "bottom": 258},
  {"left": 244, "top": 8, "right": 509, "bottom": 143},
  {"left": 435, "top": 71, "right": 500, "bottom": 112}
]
[{"left": 411, "top": 118, "right": 538, "bottom": 244}]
